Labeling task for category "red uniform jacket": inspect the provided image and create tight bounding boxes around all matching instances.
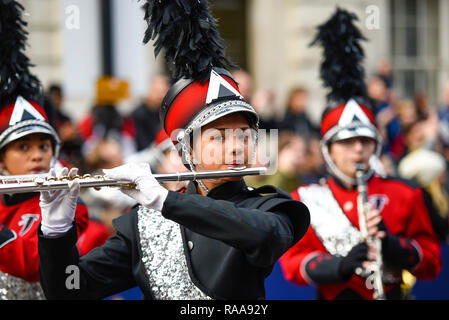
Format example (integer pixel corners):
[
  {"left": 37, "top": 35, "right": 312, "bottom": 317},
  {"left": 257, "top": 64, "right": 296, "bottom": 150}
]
[
  {"left": 280, "top": 175, "right": 442, "bottom": 300},
  {"left": 0, "top": 193, "right": 88, "bottom": 282}
]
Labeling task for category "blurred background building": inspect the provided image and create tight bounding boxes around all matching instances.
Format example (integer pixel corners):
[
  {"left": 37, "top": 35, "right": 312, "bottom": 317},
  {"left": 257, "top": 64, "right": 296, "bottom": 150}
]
[{"left": 21, "top": 0, "right": 449, "bottom": 125}]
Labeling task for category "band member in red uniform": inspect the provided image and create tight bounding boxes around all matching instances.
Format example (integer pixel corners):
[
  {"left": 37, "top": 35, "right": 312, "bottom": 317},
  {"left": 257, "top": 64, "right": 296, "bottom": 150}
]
[
  {"left": 279, "top": 8, "right": 441, "bottom": 300},
  {"left": 36, "top": 0, "right": 310, "bottom": 300},
  {"left": 0, "top": 0, "right": 88, "bottom": 299}
]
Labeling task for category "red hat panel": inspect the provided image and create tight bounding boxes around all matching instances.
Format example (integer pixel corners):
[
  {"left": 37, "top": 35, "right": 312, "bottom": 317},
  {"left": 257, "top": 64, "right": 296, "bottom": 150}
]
[
  {"left": 0, "top": 96, "right": 60, "bottom": 155},
  {"left": 0, "top": 96, "right": 49, "bottom": 133},
  {"left": 163, "top": 70, "right": 242, "bottom": 142},
  {"left": 320, "top": 99, "right": 376, "bottom": 138}
]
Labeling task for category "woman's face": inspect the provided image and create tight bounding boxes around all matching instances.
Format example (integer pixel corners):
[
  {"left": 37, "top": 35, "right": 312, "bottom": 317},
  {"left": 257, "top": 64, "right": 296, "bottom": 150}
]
[
  {"left": 0, "top": 133, "right": 53, "bottom": 175},
  {"left": 192, "top": 112, "right": 255, "bottom": 183},
  {"left": 328, "top": 136, "right": 376, "bottom": 179}
]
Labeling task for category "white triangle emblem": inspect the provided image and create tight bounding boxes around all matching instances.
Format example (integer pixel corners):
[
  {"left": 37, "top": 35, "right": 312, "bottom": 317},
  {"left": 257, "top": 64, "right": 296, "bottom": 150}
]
[
  {"left": 338, "top": 99, "right": 371, "bottom": 127},
  {"left": 9, "top": 96, "right": 45, "bottom": 126},
  {"left": 205, "top": 70, "right": 243, "bottom": 104}
]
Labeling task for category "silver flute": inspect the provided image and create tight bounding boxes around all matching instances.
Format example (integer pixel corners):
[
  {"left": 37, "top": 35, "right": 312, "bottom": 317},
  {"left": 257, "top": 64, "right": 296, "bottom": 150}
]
[
  {"left": 0, "top": 166, "right": 267, "bottom": 194},
  {"left": 355, "top": 163, "right": 385, "bottom": 300}
]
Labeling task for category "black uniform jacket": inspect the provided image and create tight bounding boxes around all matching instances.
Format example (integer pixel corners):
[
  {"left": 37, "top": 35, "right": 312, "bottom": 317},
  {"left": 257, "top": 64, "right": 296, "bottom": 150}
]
[{"left": 38, "top": 179, "right": 310, "bottom": 300}]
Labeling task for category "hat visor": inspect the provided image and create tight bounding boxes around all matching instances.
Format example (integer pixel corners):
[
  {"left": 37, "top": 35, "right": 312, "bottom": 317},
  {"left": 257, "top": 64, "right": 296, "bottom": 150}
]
[
  {"left": 329, "top": 126, "right": 377, "bottom": 143},
  {"left": 0, "top": 124, "right": 59, "bottom": 151},
  {"left": 191, "top": 101, "right": 259, "bottom": 130}
]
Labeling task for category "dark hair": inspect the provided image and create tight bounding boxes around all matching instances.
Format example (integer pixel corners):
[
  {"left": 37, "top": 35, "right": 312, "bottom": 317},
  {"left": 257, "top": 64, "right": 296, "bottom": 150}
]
[{"left": 47, "top": 84, "right": 62, "bottom": 96}]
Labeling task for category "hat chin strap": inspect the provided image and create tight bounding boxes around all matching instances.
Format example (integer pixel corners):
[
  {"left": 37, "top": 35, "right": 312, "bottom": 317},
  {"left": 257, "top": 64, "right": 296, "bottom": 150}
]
[
  {"left": 179, "top": 136, "right": 259, "bottom": 195},
  {"left": 191, "top": 163, "right": 211, "bottom": 194},
  {"left": 175, "top": 106, "right": 260, "bottom": 195},
  {"left": 179, "top": 141, "right": 211, "bottom": 194},
  {"left": 49, "top": 156, "right": 58, "bottom": 172},
  {"left": 320, "top": 124, "right": 383, "bottom": 187},
  {"left": 321, "top": 142, "right": 376, "bottom": 187}
]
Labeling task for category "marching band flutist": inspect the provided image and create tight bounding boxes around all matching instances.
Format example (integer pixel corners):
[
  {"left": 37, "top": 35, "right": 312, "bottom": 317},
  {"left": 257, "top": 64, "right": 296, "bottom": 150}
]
[{"left": 36, "top": 0, "right": 310, "bottom": 300}]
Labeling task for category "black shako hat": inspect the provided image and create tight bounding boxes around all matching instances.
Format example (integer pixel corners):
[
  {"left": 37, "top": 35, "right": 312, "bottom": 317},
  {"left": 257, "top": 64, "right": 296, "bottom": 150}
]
[
  {"left": 141, "top": 0, "right": 259, "bottom": 168},
  {"left": 311, "top": 7, "right": 382, "bottom": 185}
]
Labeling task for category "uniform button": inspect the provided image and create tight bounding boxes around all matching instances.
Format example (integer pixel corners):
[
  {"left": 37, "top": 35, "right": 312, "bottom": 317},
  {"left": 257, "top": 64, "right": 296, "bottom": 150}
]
[
  {"left": 343, "top": 201, "right": 353, "bottom": 211},
  {"left": 188, "top": 241, "right": 194, "bottom": 251}
]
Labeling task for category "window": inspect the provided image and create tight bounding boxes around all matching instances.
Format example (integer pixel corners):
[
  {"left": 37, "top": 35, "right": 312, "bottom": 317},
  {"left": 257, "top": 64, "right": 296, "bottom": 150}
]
[
  {"left": 209, "top": 0, "right": 248, "bottom": 71},
  {"left": 390, "top": 0, "right": 439, "bottom": 104}
]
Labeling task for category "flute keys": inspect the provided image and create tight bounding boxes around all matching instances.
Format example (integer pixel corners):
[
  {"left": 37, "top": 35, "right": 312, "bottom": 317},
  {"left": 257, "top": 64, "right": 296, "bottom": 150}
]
[
  {"left": 93, "top": 175, "right": 104, "bottom": 190},
  {"left": 34, "top": 177, "right": 45, "bottom": 186}
]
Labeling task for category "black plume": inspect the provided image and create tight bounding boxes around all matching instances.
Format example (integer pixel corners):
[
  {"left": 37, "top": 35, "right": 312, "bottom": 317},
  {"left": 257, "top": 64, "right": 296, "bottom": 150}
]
[
  {"left": 310, "top": 7, "right": 368, "bottom": 105},
  {"left": 0, "top": 0, "right": 42, "bottom": 107},
  {"left": 142, "top": 0, "right": 237, "bottom": 82}
]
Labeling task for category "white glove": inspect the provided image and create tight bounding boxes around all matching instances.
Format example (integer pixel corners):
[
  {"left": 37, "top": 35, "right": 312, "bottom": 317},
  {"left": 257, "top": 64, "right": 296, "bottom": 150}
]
[
  {"left": 103, "top": 162, "right": 168, "bottom": 211},
  {"left": 40, "top": 167, "right": 80, "bottom": 237}
]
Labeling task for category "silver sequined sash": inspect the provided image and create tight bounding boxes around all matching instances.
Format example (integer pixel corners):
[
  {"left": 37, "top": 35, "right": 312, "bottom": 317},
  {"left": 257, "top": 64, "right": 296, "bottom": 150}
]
[
  {"left": 137, "top": 206, "right": 211, "bottom": 300},
  {"left": 0, "top": 271, "right": 45, "bottom": 300},
  {"left": 297, "top": 184, "right": 362, "bottom": 256}
]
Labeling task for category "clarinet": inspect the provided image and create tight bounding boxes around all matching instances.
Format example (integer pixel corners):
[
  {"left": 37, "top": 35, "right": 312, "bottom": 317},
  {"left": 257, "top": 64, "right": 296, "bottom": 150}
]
[{"left": 355, "top": 163, "right": 386, "bottom": 300}]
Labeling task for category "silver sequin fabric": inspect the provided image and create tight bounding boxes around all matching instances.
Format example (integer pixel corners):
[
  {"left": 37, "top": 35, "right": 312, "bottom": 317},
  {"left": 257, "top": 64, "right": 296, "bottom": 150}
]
[
  {"left": 298, "top": 184, "right": 362, "bottom": 257},
  {"left": 137, "top": 206, "right": 211, "bottom": 300},
  {"left": 0, "top": 271, "right": 45, "bottom": 300}
]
